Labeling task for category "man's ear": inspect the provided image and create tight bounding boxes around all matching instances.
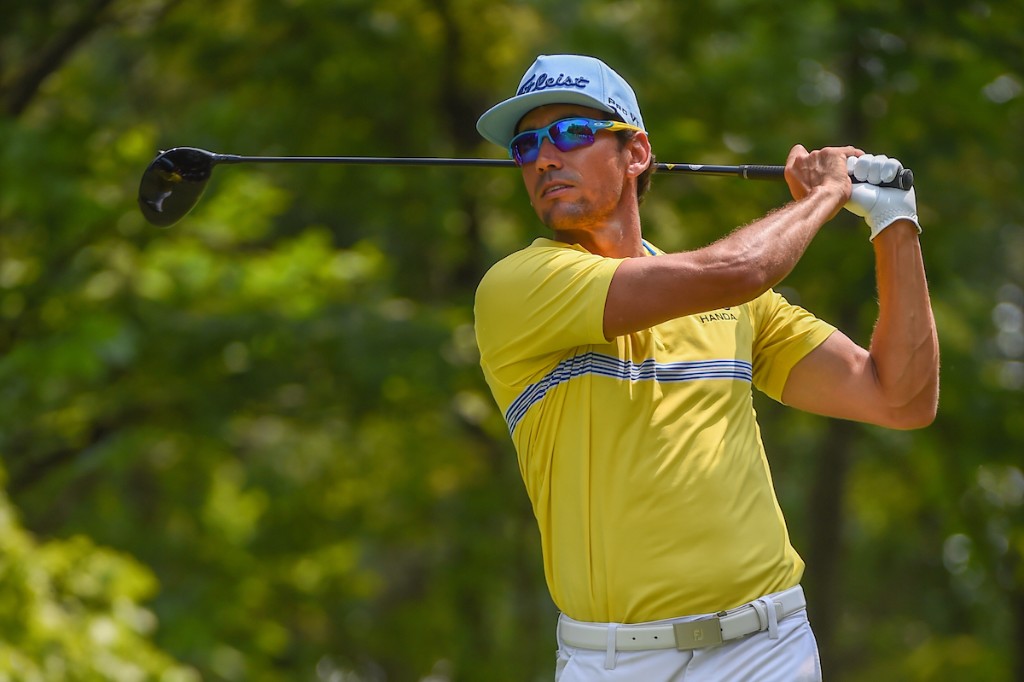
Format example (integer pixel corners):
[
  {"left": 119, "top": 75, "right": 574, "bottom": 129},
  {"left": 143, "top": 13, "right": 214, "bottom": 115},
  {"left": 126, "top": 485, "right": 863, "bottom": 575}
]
[{"left": 625, "top": 132, "right": 652, "bottom": 178}]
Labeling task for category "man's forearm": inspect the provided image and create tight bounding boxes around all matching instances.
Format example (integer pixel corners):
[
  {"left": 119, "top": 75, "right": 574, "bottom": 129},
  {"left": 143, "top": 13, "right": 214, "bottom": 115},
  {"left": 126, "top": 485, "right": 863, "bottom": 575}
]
[
  {"left": 605, "top": 184, "right": 848, "bottom": 337},
  {"left": 714, "top": 183, "right": 849, "bottom": 294},
  {"left": 868, "top": 221, "right": 940, "bottom": 422}
]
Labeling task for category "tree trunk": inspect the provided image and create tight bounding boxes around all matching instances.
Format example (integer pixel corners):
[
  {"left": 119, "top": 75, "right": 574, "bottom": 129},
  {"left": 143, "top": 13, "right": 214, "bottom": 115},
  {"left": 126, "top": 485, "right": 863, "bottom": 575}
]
[
  {"left": 802, "top": 419, "right": 855, "bottom": 676},
  {"left": 2, "top": 0, "right": 118, "bottom": 117}
]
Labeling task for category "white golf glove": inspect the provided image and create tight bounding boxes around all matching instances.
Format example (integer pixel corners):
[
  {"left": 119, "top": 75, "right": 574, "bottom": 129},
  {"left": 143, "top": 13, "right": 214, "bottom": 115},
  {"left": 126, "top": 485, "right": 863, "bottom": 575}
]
[{"left": 844, "top": 154, "right": 921, "bottom": 241}]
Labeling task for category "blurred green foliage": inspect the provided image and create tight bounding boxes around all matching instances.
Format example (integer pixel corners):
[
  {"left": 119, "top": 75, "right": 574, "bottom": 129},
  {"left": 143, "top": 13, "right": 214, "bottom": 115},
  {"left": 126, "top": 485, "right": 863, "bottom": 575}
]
[{"left": 1, "top": 0, "right": 1022, "bottom": 680}]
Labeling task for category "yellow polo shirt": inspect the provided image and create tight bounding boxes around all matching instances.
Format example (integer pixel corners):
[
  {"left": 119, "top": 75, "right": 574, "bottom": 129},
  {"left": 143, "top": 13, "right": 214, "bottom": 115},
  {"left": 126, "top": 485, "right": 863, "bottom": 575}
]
[{"left": 474, "top": 238, "right": 836, "bottom": 623}]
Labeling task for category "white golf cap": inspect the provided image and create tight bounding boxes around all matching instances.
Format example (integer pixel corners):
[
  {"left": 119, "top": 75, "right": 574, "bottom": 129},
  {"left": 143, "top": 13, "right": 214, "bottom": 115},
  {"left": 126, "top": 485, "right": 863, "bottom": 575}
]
[{"left": 476, "top": 54, "right": 645, "bottom": 149}]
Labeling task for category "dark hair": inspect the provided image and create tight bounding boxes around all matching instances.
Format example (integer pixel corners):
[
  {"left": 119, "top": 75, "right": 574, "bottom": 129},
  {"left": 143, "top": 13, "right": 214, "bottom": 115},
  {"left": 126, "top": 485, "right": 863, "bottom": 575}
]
[{"left": 614, "top": 129, "right": 656, "bottom": 204}]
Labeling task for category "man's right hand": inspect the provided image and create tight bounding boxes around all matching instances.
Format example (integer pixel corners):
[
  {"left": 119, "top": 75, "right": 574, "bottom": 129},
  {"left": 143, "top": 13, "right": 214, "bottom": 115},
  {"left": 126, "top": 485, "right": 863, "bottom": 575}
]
[{"left": 784, "top": 144, "right": 862, "bottom": 204}]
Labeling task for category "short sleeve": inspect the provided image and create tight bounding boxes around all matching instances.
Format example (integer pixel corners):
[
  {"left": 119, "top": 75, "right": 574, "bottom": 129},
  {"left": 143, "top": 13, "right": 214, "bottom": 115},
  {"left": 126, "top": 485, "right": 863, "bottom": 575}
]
[
  {"left": 750, "top": 289, "right": 837, "bottom": 402},
  {"left": 474, "top": 239, "right": 623, "bottom": 388}
]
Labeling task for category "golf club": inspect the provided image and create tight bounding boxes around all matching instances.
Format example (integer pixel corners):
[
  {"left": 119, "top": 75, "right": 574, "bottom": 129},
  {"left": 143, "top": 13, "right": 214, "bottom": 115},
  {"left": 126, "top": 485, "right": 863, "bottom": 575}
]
[{"left": 137, "top": 146, "right": 915, "bottom": 227}]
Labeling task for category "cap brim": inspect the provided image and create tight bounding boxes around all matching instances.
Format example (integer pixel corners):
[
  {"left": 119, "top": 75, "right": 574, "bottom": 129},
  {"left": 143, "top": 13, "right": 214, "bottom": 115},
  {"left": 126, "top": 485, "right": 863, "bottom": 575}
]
[{"left": 476, "top": 90, "right": 617, "bottom": 149}]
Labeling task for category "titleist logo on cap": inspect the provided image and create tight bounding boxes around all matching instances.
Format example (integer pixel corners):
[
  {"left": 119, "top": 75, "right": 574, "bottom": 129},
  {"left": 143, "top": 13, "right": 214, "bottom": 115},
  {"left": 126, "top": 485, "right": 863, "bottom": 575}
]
[{"left": 517, "top": 72, "right": 591, "bottom": 95}]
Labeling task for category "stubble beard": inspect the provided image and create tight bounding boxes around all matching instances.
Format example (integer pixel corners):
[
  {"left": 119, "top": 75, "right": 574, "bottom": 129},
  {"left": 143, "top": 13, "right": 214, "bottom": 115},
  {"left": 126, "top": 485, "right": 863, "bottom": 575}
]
[
  {"left": 532, "top": 165, "right": 629, "bottom": 235},
  {"left": 539, "top": 197, "right": 596, "bottom": 232}
]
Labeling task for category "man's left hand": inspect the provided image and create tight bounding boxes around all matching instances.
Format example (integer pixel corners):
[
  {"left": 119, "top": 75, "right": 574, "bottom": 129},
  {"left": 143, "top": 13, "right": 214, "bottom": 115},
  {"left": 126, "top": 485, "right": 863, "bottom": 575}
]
[{"left": 844, "top": 154, "right": 921, "bottom": 241}]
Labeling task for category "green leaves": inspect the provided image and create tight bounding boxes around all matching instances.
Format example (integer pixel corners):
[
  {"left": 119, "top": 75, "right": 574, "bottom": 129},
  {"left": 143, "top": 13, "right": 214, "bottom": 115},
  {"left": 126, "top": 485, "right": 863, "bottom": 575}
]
[
  {"left": 0, "top": 493, "right": 200, "bottom": 681},
  {"left": 1, "top": 0, "right": 1022, "bottom": 679}
]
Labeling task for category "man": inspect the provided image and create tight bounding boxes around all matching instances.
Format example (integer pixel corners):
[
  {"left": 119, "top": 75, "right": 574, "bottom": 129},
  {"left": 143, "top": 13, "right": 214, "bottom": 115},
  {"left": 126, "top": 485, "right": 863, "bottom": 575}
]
[{"left": 473, "top": 54, "right": 939, "bottom": 681}]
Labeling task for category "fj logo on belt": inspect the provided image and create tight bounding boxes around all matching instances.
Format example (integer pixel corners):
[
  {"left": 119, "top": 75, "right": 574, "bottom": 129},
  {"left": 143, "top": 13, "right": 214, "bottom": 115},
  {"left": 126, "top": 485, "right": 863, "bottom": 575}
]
[{"left": 673, "top": 617, "right": 724, "bottom": 650}]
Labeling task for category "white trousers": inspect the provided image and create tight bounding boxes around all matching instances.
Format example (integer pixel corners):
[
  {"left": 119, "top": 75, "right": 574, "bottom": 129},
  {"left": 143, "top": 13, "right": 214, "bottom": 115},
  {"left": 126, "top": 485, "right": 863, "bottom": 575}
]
[{"left": 555, "top": 606, "right": 821, "bottom": 681}]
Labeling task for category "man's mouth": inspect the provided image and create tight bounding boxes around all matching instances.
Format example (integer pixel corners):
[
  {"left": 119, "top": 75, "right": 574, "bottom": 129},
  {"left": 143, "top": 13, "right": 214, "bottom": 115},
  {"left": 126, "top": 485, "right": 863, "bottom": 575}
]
[{"left": 541, "top": 182, "right": 572, "bottom": 198}]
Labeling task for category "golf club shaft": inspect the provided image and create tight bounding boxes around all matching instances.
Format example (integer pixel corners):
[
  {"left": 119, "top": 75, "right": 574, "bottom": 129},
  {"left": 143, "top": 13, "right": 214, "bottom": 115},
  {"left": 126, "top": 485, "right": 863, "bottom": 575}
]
[
  {"left": 210, "top": 154, "right": 912, "bottom": 188},
  {"left": 215, "top": 153, "right": 766, "bottom": 175},
  {"left": 215, "top": 154, "right": 514, "bottom": 168}
]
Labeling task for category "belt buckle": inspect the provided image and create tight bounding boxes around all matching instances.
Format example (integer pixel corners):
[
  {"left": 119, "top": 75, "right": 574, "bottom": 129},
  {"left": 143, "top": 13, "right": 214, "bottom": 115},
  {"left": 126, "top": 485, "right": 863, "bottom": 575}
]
[{"left": 673, "top": 616, "right": 723, "bottom": 650}]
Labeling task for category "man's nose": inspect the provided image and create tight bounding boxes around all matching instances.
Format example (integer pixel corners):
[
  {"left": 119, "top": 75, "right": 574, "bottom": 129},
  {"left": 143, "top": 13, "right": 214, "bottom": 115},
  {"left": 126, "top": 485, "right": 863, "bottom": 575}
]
[{"left": 532, "top": 137, "right": 563, "bottom": 170}]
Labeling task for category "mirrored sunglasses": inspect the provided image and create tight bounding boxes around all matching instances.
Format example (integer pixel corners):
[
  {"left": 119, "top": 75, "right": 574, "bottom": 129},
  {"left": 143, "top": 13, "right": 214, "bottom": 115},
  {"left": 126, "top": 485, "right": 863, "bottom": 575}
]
[{"left": 508, "top": 117, "right": 643, "bottom": 166}]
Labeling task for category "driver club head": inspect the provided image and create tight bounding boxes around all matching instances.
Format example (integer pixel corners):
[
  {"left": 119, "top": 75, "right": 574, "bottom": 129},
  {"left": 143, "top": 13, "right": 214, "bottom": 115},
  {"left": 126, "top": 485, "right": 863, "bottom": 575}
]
[{"left": 137, "top": 147, "right": 218, "bottom": 227}]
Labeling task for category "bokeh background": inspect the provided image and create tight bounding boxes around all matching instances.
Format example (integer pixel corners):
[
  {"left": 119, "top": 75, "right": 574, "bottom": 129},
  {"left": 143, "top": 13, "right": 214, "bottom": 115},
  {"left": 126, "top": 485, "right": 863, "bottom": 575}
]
[{"left": 2, "top": 1, "right": 1022, "bottom": 680}]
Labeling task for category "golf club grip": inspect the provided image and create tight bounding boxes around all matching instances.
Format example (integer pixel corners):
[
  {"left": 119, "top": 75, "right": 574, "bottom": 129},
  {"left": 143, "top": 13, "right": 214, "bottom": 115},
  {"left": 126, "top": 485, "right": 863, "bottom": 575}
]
[
  {"left": 737, "top": 164, "right": 786, "bottom": 180},
  {"left": 737, "top": 164, "right": 914, "bottom": 190}
]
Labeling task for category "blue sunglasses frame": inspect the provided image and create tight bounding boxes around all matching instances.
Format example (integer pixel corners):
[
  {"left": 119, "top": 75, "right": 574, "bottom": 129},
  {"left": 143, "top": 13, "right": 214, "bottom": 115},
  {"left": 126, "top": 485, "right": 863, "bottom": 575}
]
[{"left": 508, "top": 117, "right": 644, "bottom": 166}]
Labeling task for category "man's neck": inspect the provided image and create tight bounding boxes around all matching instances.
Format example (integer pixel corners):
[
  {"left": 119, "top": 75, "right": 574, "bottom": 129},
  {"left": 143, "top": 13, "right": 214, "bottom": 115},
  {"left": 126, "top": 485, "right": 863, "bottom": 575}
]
[{"left": 553, "top": 219, "right": 647, "bottom": 259}]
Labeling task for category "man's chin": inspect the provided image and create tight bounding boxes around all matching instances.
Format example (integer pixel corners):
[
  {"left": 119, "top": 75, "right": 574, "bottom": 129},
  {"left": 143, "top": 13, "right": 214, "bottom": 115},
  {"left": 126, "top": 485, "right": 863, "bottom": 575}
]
[{"left": 539, "top": 202, "right": 587, "bottom": 231}]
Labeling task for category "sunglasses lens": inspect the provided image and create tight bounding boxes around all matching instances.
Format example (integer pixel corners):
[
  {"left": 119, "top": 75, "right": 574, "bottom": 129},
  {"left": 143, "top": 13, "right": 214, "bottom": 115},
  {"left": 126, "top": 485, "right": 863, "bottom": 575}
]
[
  {"left": 509, "top": 119, "right": 601, "bottom": 165},
  {"left": 510, "top": 134, "right": 540, "bottom": 165},
  {"left": 551, "top": 120, "right": 596, "bottom": 152}
]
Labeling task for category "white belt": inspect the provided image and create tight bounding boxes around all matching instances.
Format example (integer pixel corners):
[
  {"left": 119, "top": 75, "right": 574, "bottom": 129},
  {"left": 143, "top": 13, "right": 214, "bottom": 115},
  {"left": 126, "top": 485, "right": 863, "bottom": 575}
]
[{"left": 558, "top": 585, "right": 806, "bottom": 651}]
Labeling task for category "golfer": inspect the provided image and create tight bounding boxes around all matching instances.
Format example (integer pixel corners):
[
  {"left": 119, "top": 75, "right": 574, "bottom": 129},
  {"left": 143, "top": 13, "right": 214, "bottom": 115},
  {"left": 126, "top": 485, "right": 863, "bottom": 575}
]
[{"left": 473, "top": 54, "right": 939, "bottom": 680}]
